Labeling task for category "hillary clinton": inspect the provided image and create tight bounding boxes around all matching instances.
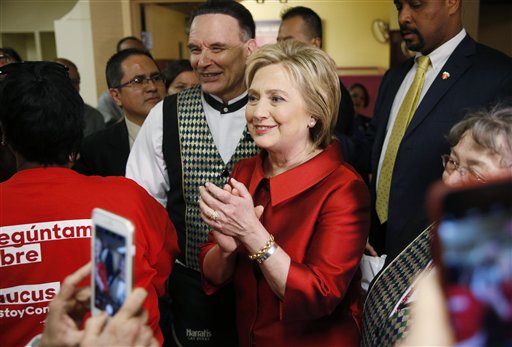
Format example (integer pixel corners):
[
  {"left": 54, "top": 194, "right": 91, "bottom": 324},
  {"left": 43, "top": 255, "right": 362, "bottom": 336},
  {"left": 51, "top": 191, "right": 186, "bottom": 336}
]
[{"left": 198, "top": 40, "right": 370, "bottom": 346}]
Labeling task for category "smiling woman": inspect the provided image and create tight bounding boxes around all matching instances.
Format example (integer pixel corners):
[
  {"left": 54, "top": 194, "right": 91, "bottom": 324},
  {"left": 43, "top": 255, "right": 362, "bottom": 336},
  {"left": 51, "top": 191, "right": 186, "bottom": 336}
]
[{"left": 198, "top": 40, "right": 371, "bottom": 347}]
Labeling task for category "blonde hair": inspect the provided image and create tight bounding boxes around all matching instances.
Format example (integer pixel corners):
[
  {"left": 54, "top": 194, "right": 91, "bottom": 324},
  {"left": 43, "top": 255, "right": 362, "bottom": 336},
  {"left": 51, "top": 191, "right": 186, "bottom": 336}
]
[{"left": 245, "top": 40, "right": 340, "bottom": 149}]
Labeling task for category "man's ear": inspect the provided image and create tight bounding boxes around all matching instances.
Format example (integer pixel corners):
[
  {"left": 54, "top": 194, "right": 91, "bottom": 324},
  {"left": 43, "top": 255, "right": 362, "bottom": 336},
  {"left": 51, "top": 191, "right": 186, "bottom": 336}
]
[
  {"left": 446, "top": 0, "right": 461, "bottom": 16},
  {"left": 109, "top": 88, "right": 123, "bottom": 108},
  {"left": 311, "top": 37, "right": 321, "bottom": 49},
  {"left": 245, "top": 38, "right": 258, "bottom": 56}
]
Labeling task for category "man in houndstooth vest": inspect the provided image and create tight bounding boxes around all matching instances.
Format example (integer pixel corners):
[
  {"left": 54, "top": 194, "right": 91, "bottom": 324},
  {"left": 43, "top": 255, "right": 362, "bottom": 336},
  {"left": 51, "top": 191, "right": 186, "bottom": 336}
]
[{"left": 126, "top": 2, "right": 258, "bottom": 346}]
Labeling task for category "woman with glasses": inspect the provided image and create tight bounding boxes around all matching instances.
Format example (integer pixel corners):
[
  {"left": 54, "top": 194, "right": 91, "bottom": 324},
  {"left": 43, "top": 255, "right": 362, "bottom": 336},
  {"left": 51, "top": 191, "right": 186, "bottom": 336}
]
[
  {"left": 362, "top": 104, "right": 512, "bottom": 347},
  {"left": 442, "top": 107, "right": 512, "bottom": 185}
]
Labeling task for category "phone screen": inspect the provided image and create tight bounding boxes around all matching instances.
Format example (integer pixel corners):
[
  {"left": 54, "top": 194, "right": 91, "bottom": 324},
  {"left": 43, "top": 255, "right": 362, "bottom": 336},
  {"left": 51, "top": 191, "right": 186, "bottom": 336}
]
[
  {"left": 93, "top": 225, "right": 129, "bottom": 316},
  {"left": 437, "top": 183, "right": 512, "bottom": 346}
]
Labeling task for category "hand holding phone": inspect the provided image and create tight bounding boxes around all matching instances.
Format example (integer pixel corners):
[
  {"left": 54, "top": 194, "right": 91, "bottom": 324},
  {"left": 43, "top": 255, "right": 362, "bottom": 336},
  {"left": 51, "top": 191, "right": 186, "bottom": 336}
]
[
  {"left": 92, "top": 208, "right": 135, "bottom": 317},
  {"left": 431, "top": 180, "right": 512, "bottom": 346}
]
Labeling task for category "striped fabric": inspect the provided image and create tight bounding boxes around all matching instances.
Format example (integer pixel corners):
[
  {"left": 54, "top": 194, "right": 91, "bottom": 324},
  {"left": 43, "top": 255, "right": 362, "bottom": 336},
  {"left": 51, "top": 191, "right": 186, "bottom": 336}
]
[{"left": 361, "top": 224, "right": 433, "bottom": 347}]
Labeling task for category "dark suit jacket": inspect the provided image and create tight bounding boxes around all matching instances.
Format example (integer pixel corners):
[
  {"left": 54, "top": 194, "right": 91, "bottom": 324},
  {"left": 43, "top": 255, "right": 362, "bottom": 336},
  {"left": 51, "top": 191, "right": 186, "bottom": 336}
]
[
  {"left": 74, "top": 119, "right": 130, "bottom": 177},
  {"left": 334, "top": 79, "right": 355, "bottom": 138},
  {"left": 366, "top": 35, "right": 512, "bottom": 260}
]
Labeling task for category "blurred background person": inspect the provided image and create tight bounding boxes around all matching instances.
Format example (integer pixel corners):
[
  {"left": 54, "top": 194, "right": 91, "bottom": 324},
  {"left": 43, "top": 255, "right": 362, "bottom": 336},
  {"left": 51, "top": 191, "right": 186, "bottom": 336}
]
[
  {"left": 362, "top": 104, "right": 512, "bottom": 347},
  {"left": 349, "top": 83, "right": 372, "bottom": 139},
  {"left": 199, "top": 41, "right": 370, "bottom": 347},
  {"left": 163, "top": 59, "right": 199, "bottom": 95},
  {"left": 73, "top": 48, "right": 165, "bottom": 176},
  {"left": 276, "top": 6, "right": 355, "bottom": 141},
  {"left": 97, "top": 36, "right": 146, "bottom": 126},
  {"left": 54, "top": 57, "right": 105, "bottom": 137},
  {"left": 0, "top": 47, "right": 22, "bottom": 182},
  {"left": 0, "top": 47, "right": 22, "bottom": 67}
]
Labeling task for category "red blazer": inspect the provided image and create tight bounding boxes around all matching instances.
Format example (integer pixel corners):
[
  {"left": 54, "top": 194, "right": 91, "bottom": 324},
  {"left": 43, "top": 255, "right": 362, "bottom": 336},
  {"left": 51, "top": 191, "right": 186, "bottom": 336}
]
[{"left": 200, "top": 142, "right": 370, "bottom": 347}]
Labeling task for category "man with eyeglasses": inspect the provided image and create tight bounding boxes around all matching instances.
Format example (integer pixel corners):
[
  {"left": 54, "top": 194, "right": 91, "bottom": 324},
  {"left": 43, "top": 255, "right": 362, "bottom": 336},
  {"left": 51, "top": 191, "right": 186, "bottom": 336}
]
[{"left": 74, "top": 48, "right": 166, "bottom": 177}]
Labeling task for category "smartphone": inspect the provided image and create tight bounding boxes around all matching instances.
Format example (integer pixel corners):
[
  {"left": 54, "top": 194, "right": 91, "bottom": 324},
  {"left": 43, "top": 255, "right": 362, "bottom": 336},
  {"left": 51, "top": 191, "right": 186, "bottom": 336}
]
[
  {"left": 431, "top": 179, "right": 512, "bottom": 346},
  {"left": 91, "top": 208, "right": 135, "bottom": 316}
]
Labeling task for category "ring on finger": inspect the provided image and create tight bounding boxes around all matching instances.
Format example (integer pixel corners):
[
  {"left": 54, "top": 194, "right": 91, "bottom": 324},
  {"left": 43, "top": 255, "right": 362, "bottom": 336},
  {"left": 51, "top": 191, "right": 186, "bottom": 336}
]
[{"left": 209, "top": 210, "right": 220, "bottom": 222}]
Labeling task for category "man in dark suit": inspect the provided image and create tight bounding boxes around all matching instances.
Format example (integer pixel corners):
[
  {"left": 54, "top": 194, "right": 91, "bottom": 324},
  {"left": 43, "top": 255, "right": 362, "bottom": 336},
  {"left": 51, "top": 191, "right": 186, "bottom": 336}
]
[
  {"left": 276, "top": 6, "right": 355, "bottom": 140},
  {"left": 74, "top": 48, "right": 166, "bottom": 176},
  {"left": 364, "top": 0, "right": 512, "bottom": 263}
]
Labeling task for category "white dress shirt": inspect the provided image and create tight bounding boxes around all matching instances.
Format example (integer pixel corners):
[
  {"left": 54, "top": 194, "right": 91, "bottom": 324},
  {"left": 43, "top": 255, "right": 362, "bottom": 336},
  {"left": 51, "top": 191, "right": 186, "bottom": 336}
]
[
  {"left": 125, "top": 116, "right": 141, "bottom": 150},
  {"left": 376, "top": 29, "right": 467, "bottom": 186},
  {"left": 126, "top": 92, "right": 247, "bottom": 207}
]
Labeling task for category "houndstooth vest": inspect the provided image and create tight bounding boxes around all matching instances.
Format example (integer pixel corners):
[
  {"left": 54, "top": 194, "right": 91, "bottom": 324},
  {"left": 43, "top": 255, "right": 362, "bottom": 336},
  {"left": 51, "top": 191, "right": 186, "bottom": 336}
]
[
  {"left": 162, "top": 86, "right": 258, "bottom": 271},
  {"left": 361, "top": 224, "right": 433, "bottom": 347}
]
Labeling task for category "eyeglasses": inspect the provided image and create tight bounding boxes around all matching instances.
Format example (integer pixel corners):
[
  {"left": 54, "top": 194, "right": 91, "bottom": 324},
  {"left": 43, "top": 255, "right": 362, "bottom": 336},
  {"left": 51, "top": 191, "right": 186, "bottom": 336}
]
[
  {"left": 0, "top": 55, "right": 14, "bottom": 64},
  {"left": 114, "top": 73, "right": 164, "bottom": 89},
  {"left": 441, "top": 154, "right": 485, "bottom": 183}
]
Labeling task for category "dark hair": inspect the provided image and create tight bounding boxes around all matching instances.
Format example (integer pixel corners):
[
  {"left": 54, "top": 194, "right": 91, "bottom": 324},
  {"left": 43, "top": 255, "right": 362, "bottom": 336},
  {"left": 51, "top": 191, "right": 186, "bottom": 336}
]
[
  {"left": 349, "top": 83, "right": 370, "bottom": 107},
  {"left": 281, "top": 6, "right": 323, "bottom": 47},
  {"left": 190, "top": 1, "right": 255, "bottom": 41},
  {"left": 106, "top": 48, "right": 156, "bottom": 88},
  {"left": 116, "top": 36, "right": 145, "bottom": 52},
  {"left": 163, "top": 59, "right": 194, "bottom": 89},
  {"left": 0, "top": 62, "right": 84, "bottom": 165},
  {"left": 0, "top": 47, "right": 22, "bottom": 62},
  {"left": 53, "top": 57, "right": 77, "bottom": 71}
]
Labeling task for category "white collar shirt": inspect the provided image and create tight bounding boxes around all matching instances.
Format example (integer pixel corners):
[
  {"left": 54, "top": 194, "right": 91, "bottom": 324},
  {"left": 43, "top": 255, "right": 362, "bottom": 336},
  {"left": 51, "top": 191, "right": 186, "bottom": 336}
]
[
  {"left": 126, "top": 91, "right": 248, "bottom": 207},
  {"left": 125, "top": 116, "right": 141, "bottom": 150}
]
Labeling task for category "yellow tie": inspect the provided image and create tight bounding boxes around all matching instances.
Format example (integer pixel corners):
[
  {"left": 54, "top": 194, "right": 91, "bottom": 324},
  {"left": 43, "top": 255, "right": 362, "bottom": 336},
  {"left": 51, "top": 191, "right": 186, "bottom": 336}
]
[{"left": 376, "top": 55, "right": 430, "bottom": 224}]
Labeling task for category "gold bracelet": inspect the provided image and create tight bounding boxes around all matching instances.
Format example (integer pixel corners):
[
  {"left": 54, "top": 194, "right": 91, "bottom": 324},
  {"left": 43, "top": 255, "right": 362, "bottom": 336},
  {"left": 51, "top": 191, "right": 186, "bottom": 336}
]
[
  {"left": 248, "top": 235, "right": 274, "bottom": 261},
  {"left": 255, "top": 242, "right": 278, "bottom": 264}
]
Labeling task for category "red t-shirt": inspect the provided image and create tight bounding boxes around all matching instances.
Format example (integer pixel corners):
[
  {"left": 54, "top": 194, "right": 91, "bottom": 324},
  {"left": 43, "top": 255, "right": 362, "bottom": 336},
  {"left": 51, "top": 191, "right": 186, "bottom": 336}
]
[{"left": 0, "top": 168, "right": 179, "bottom": 346}]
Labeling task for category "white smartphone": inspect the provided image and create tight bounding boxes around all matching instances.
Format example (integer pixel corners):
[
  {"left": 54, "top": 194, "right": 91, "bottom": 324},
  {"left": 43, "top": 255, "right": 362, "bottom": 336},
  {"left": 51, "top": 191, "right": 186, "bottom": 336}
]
[{"left": 91, "top": 208, "right": 135, "bottom": 317}]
